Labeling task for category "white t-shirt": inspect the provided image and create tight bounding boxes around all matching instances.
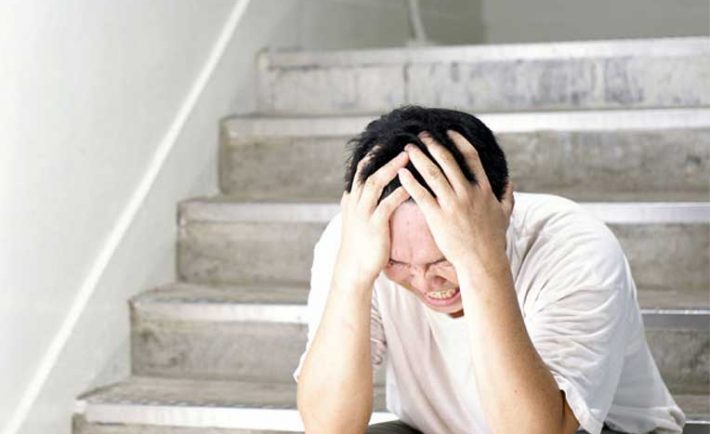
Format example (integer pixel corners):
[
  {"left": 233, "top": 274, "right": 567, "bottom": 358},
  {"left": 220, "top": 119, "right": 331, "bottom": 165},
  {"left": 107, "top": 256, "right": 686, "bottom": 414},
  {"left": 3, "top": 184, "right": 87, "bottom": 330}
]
[{"left": 293, "top": 192, "right": 685, "bottom": 434}]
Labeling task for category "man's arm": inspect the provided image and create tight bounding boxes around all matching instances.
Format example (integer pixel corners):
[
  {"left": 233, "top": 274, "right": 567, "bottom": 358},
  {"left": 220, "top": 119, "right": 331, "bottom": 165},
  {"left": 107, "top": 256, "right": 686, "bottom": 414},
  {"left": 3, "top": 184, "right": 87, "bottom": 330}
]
[
  {"left": 297, "top": 269, "right": 376, "bottom": 434},
  {"left": 457, "top": 256, "right": 580, "bottom": 434},
  {"left": 398, "top": 131, "right": 580, "bottom": 434},
  {"left": 297, "top": 150, "right": 410, "bottom": 433}
]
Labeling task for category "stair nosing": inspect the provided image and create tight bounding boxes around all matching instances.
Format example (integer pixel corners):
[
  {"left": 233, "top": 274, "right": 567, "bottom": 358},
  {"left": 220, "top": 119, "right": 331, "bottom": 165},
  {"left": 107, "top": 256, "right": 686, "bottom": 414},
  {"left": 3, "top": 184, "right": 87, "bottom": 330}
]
[
  {"left": 75, "top": 377, "right": 709, "bottom": 428},
  {"left": 76, "top": 378, "right": 394, "bottom": 430},
  {"left": 223, "top": 108, "right": 710, "bottom": 139},
  {"left": 132, "top": 283, "right": 709, "bottom": 329},
  {"left": 263, "top": 37, "right": 710, "bottom": 69},
  {"left": 178, "top": 199, "right": 710, "bottom": 225},
  {"left": 78, "top": 401, "right": 396, "bottom": 431}
]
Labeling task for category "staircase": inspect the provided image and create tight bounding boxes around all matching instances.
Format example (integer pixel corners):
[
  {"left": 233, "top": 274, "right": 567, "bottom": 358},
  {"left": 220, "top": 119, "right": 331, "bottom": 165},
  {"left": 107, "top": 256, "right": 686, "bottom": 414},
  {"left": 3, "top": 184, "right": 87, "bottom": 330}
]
[{"left": 73, "top": 37, "right": 710, "bottom": 433}]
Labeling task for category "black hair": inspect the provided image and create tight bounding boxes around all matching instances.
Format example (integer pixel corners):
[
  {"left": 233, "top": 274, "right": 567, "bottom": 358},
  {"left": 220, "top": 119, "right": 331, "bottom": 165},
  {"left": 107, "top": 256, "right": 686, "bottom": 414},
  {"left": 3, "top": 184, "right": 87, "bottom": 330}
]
[{"left": 344, "top": 106, "right": 508, "bottom": 203}]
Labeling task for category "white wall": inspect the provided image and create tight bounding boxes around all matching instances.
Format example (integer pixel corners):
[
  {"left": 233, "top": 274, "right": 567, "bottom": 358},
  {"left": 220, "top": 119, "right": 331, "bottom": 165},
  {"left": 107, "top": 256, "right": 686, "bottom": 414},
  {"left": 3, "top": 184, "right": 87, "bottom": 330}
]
[
  {"left": 481, "top": 0, "right": 709, "bottom": 43},
  {"left": 0, "top": 1, "right": 482, "bottom": 434},
  {"left": 0, "top": 1, "right": 237, "bottom": 432}
]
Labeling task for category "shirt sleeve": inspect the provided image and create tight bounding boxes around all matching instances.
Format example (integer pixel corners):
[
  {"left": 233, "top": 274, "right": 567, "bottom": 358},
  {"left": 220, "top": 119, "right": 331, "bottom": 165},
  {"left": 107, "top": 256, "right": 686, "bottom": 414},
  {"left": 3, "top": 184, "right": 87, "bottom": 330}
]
[
  {"left": 522, "top": 217, "right": 634, "bottom": 434},
  {"left": 292, "top": 212, "right": 387, "bottom": 383}
]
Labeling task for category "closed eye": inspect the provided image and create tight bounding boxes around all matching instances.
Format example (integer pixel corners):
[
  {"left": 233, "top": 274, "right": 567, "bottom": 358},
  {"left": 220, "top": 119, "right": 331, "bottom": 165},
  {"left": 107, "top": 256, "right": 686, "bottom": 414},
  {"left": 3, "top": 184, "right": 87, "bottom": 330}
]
[{"left": 388, "top": 258, "right": 448, "bottom": 266}]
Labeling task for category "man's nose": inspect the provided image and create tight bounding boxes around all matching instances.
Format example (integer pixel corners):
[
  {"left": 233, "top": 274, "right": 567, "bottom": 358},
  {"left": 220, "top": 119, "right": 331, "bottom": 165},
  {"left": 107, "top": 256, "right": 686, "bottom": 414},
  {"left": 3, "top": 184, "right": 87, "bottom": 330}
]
[{"left": 409, "top": 265, "right": 436, "bottom": 286}]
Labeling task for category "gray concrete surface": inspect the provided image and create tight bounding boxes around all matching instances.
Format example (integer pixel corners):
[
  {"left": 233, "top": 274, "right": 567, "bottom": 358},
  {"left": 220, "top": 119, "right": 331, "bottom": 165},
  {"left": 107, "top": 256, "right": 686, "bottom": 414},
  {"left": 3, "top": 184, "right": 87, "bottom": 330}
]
[
  {"left": 176, "top": 204, "right": 710, "bottom": 292},
  {"left": 258, "top": 39, "right": 710, "bottom": 114},
  {"left": 219, "top": 126, "right": 710, "bottom": 202},
  {"left": 129, "top": 284, "right": 708, "bottom": 391}
]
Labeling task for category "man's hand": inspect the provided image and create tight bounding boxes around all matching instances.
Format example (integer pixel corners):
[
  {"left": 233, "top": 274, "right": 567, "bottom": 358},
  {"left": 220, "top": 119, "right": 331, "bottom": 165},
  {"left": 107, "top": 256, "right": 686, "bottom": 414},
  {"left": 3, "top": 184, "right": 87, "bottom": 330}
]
[
  {"left": 336, "top": 147, "right": 411, "bottom": 286},
  {"left": 400, "top": 132, "right": 579, "bottom": 434},
  {"left": 397, "top": 130, "right": 514, "bottom": 277}
]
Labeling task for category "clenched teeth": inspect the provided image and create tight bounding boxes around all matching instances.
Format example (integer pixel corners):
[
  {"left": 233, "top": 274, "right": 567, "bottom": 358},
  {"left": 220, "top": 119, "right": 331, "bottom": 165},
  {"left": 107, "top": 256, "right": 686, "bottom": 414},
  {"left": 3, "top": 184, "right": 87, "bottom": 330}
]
[{"left": 427, "top": 288, "right": 457, "bottom": 299}]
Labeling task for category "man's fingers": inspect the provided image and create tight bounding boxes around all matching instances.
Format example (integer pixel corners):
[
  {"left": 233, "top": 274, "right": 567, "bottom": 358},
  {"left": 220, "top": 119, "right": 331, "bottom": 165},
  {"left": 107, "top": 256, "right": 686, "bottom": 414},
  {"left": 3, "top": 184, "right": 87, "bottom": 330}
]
[
  {"left": 340, "top": 191, "right": 348, "bottom": 208},
  {"left": 373, "top": 186, "right": 410, "bottom": 223},
  {"left": 418, "top": 132, "right": 469, "bottom": 198},
  {"left": 397, "top": 167, "right": 438, "bottom": 214},
  {"left": 352, "top": 146, "right": 382, "bottom": 200},
  {"left": 404, "top": 143, "right": 455, "bottom": 202},
  {"left": 447, "top": 130, "right": 491, "bottom": 191},
  {"left": 359, "top": 151, "right": 409, "bottom": 213}
]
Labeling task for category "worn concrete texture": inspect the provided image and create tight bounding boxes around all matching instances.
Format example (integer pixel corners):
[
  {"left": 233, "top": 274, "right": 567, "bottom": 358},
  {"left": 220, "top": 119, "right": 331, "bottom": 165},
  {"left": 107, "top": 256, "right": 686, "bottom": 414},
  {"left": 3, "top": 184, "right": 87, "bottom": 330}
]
[
  {"left": 177, "top": 216, "right": 709, "bottom": 292},
  {"left": 258, "top": 65, "right": 406, "bottom": 115},
  {"left": 259, "top": 56, "right": 710, "bottom": 114},
  {"left": 609, "top": 223, "right": 709, "bottom": 292},
  {"left": 130, "top": 309, "right": 707, "bottom": 392},
  {"left": 645, "top": 329, "right": 710, "bottom": 393},
  {"left": 406, "top": 57, "right": 710, "bottom": 112},
  {"left": 131, "top": 318, "right": 307, "bottom": 383},
  {"left": 131, "top": 316, "right": 387, "bottom": 386},
  {"left": 75, "top": 377, "right": 388, "bottom": 434},
  {"left": 219, "top": 137, "right": 347, "bottom": 200},
  {"left": 177, "top": 221, "right": 325, "bottom": 284},
  {"left": 219, "top": 128, "right": 710, "bottom": 202}
]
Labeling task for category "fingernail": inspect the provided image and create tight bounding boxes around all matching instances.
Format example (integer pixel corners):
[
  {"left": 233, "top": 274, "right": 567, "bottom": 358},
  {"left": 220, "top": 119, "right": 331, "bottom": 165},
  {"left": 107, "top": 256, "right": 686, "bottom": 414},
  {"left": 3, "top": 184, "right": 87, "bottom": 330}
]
[
  {"left": 418, "top": 131, "right": 431, "bottom": 139},
  {"left": 404, "top": 144, "right": 414, "bottom": 151}
]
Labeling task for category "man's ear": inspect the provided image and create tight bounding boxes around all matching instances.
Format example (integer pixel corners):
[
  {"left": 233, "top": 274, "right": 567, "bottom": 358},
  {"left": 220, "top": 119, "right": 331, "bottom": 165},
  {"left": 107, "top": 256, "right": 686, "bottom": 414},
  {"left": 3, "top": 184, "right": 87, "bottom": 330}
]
[{"left": 501, "top": 179, "right": 515, "bottom": 219}]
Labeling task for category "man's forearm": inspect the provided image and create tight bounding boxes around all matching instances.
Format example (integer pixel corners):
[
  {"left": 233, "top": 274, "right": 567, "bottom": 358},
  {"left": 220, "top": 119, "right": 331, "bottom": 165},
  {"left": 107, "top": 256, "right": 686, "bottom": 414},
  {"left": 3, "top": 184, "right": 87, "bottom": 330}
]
[
  {"left": 458, "top": 255, "right": 565, "bottom": 434},
  {"left": 297, "top": 270, "right": 375, "bottom": 434}
]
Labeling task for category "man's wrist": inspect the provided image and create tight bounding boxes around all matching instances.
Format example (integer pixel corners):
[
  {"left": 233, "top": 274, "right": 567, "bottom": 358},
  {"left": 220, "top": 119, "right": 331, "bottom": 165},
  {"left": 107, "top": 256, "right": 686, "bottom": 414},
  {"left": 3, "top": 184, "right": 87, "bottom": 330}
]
[
  {"left": 453, "top": 251, "right": 511, "bottom": 286},
  {"left": 332, "top": 261, "right": 378, "bottom": 294}
]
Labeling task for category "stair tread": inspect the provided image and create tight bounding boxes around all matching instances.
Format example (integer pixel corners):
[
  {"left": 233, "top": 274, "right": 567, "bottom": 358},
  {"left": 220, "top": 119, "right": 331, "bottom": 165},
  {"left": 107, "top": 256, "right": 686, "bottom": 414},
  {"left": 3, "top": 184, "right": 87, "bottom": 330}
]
[
  {"left": 135, "top": 281, "right": 709, "bottom": 314},
  {"left": 223, "top": 108, "right": 710, "bottom": 138},
  {"left": 78, "top": 377, "right": 709, "bottom": 424},
  {"left": 263, "top": 37, "right": 710, "bottom": 68},
  {"left": 133, "top": 282, "right": 309, "bottom": 306},
  {"left": 179, "top": 196, "right": 710, "bottom": 224},
  {"left": 79, "top": 376, "right": 388, "bottom": 414}
]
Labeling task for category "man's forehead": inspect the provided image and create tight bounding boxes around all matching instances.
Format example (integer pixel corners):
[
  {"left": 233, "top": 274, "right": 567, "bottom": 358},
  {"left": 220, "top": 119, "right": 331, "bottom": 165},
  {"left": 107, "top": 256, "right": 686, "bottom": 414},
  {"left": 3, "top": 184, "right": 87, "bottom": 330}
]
[
  {"left": 389, "top": 202, "right": 428, "bottom": 229},
  {"left": 389, "top": 203, "right": 444, "bottom": 264}
]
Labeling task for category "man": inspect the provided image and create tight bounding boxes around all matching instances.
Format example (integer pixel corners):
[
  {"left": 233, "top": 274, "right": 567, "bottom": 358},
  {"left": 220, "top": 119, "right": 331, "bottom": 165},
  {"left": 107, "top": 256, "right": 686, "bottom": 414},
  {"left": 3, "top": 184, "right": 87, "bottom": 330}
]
[{"left": 293, "top": 106, "right": 685, "bottom": 434}]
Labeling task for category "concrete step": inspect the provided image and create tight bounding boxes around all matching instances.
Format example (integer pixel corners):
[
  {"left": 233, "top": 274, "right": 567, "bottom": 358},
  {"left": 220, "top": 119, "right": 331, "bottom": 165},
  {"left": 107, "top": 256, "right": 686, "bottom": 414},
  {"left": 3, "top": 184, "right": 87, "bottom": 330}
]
[
  {"left": 131, "top": 281, "right": 709, "bottom": 390},
  {"left": 219, "top": 110, "right": 710, "bottom": 202},
  {"left": 129, "top": 282, "right": 386, "bottom": 385},
  {"left": 74, "top": 377, "right": 708, "bottom": 434},
  {"left": 177, "top": 199, "right": 710, "bottom": 293},
  {"left": 74, "top": 377, "right": 390, "bottom": 433},
  {"left": 257, "top": 37, "right": 710, "bottom": 115}
]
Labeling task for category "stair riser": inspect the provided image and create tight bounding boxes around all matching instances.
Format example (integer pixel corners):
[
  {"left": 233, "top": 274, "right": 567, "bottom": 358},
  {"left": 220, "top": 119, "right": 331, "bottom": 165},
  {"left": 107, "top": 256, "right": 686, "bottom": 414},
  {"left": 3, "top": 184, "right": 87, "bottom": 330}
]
[
  {"left": 131, "top": 316, "right": 306, "bottom": 384},
  {"left": 177, "top": 221, "right": 709, "bottom": 291},
  {"left": 258, "top": 57, "right": 710, "bottom": 114},
  {"left": 131, "top": 312, "right": 387, "bottom": 385},
  {"left": 177, "top": 222, "right": 324, "bottom": 284},
  {"left": 219, "top": 129, "right": 710, "bottom": 201},
  {"left": 131, "top": 315, "right": 707, "bottom": 390},
  {"left": 613, "top": 224, "right": 709, "bottom": 293},
  {"left": 645, "top": 328, "right": 710, "bottom": 392}
]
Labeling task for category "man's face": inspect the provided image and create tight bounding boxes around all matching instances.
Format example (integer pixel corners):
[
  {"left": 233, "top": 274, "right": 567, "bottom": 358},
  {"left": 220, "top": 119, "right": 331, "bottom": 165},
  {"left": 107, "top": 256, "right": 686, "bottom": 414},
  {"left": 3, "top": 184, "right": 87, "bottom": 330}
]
[{"left": 384, "top": 202, "right": 464, "bottom": 318}]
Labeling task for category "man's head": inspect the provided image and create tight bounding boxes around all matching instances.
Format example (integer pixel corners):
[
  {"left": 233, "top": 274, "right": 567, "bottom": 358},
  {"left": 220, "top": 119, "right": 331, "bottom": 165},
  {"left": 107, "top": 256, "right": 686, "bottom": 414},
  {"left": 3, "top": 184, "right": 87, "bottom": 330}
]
[{"left": 344, "top": 106, "right": 509, "bottom": 317}]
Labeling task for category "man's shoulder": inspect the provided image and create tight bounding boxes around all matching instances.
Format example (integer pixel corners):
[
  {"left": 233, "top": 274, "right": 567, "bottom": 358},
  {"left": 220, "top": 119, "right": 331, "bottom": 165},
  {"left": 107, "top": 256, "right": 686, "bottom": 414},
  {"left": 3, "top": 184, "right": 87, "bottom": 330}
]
[
  {"left": 512, "top": 192, "right": 603, "bottom": 236},
  {"left": 513, "top": 191, "right": 586, "bottom": 216},
  {"left": 513, "top": 192, "right": 629, "bottom": 287}
]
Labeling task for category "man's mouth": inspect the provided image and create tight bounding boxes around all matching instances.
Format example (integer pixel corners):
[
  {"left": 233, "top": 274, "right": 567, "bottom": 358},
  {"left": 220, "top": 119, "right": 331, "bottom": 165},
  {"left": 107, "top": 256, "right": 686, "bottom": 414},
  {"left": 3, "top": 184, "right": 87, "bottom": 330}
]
[{"left": 424, "top": 287, "right": 461, "bottom": 306}]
